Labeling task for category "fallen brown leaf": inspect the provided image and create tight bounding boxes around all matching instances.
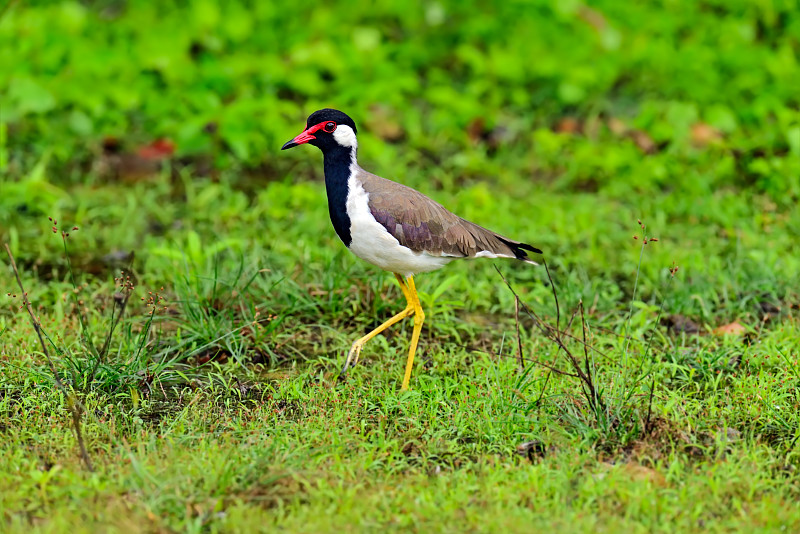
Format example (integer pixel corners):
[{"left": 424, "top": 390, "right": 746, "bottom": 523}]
[
  {"left": 713, "top": 321, "right": 746, "bottom": 335},
  {"left": 137, "top": 138, "right": 175, "bottom": 159},
  {"left": 690, "top": 122, "right": 721, "bottom": 147},
  {"left": 607, "top": 117, "right": 628, "bottom": 136},
  {"left": 95, "top": 137, "right": 175, "bottom": 181},
  {"left": 555, "top": 117, "right": 582, "bottom": 134},
  {"left": 466, "top": 117, "right": 485, "bottom": 144},
  {"left": 631, "top": 129, "right": 656, "bottom": 154}
]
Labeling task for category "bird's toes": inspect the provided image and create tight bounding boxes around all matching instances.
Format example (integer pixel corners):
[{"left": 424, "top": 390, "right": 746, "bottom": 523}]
[
  {"left": 339, "top": 343, "right": 364, "bottom": 381},
  {"left": 351, "top": 349, "right": 363, "bottom": 367},
  {"left": 348, "top": 342, "right": 364, "bottom": 366}
]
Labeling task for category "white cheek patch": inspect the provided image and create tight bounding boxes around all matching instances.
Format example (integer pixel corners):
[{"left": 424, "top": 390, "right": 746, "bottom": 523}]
[{"left": 333, "top": 125, "right": 358, "bottom": 149}]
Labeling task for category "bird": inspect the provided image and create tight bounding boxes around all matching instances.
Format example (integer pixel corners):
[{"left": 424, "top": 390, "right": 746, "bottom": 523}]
[{"left": 281, "top": 109, "right": 542, "bottom": 390}]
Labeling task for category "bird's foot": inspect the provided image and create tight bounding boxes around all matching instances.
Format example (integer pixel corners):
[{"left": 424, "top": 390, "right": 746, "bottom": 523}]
[{"left": 338, "top": 340, "right": 365, "bottom": 381}]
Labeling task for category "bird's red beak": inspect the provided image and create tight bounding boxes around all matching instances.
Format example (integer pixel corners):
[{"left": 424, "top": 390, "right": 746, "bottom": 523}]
[{"left": 281, "top": 122, "right": 325, "bottom": 150}]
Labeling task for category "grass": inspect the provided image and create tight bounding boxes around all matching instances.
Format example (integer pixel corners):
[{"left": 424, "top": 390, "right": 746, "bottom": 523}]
[{"left": 2, "top": 0, "right": 800, "bottom": 532}]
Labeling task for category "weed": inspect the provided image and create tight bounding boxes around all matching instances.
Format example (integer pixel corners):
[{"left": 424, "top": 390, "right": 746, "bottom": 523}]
[
  {"left": 5, "top": 242, "right": 93, "bottom": 471},
  {"left": 500, "top": 220, "right": 677, "bottom": 450},
  {"left": 3, "top": 219, "right": 190, "bottom": 468}
]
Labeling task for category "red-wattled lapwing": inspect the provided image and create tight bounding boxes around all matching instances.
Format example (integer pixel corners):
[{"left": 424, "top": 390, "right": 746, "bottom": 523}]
[{"left": 282, "top": 109, "right": 542, "bottom": 390}]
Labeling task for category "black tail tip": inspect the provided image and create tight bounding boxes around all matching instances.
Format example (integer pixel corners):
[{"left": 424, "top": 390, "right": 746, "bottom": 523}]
[
  {"left": 497, "top": 237, "right": 543, "bottom": 261},
  {"left": 516, "top": 242, "right": 543, "bottom": 255}
]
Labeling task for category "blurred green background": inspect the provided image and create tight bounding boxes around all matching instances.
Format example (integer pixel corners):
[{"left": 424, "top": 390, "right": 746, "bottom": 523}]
[
  {"left": 2, "top": 3, "right": 800, "bottom": 530},
  {"left": 1, "top": 0, "right": 799, "bottom": 317}
]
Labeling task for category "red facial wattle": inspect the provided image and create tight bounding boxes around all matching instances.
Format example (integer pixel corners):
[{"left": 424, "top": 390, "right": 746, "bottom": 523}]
[{"left": 281, "top": 121, "right": 337, "bottom": 150}]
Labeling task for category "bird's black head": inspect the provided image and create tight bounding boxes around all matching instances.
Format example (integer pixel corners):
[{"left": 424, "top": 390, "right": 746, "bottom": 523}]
[{"left": 281, "top": 109, "right": 358, "bottom": 153}]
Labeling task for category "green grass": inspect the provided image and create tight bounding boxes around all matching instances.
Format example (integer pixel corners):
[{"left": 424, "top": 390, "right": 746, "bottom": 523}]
[{"left": 2, "top": 0, "right": 800, "bottom": 532}]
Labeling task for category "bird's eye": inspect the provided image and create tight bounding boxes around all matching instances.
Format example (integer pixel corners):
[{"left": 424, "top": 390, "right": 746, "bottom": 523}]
[{"left": 323, "top": 121, "right": 337, "bottom": 133}]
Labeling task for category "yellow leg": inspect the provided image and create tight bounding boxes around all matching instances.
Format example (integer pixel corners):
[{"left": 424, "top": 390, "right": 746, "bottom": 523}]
[
  {"left": 401, "top": 275, "right": 425, "bottom": 391},
  {"left": 339, "top": 274, "right": 414, "bottom": 378},
  {"left": 394, "top": 272, "right": 412, "bottom": 302}
]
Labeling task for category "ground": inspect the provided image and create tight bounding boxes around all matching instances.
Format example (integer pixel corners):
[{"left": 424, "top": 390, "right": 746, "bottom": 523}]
[{"left": 1, "top": 1, "right": 800, "bottom": 532}]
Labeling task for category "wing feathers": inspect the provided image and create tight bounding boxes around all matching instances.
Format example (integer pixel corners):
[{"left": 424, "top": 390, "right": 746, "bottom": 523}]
[{"left": 358, "top": 169, "right": 541, "bottom": 261}]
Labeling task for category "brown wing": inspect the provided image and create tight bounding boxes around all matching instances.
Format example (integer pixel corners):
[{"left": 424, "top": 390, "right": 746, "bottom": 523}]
[{"left": 357, "top": 169, "right": 542, "bottom": 261}]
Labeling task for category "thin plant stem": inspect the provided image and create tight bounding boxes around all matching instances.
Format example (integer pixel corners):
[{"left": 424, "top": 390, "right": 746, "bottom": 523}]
[
  {"left": 621, "top": 229, "right": 647, "bottom": 391},
  {"left": 4, "top": 243, "right": 94, "bottom": 471},
  {"left": 61, "top": 235, "right": 102, "bottom": 361}
]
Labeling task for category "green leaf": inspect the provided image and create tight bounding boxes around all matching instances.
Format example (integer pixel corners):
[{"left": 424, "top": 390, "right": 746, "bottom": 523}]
[{"left": 8, "top": 77, "right": 56, "bottom": 115}]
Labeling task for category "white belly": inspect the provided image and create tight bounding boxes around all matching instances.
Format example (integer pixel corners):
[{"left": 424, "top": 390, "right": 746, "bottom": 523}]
[{"left": 346, "top": 176, "right": 453, "bottom": 277}]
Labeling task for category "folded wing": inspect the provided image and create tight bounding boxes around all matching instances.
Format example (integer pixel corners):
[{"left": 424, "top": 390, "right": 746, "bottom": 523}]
[{"left": 358, "top": 170, "right": 542, "bottom": 263}]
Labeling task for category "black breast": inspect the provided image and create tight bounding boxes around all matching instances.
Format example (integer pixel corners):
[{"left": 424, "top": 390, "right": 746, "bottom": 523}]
[{"left": 323, "top": 147, "right": 354, "bottom": 246}]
